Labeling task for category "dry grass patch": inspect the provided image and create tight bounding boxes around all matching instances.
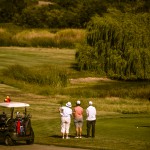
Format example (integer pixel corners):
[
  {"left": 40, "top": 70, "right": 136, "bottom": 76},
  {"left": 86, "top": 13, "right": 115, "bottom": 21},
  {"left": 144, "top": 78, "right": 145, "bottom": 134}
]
[
  {"left": 14, "top": 30, "right": 55, "bottom": 40},
  {"left": 70, "top": 77, "right": 112, "bottom": 84},
  {"left": 38, "top": 1, "right": 54, "bottom": 6},
  {"left": 0, "top": 28, "right": 5, "bottom": 33}
]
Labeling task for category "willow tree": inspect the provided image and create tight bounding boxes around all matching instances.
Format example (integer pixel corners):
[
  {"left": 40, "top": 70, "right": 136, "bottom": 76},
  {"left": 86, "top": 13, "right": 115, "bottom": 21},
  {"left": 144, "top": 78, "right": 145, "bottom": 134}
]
[{"left": 76, "top": 13, "right": 150, "bottom": 80}]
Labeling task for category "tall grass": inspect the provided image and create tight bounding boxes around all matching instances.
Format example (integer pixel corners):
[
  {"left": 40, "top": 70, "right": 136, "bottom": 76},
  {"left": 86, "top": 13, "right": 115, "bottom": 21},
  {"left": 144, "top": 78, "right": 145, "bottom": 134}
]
[
  {"left": 2, "top": 64, "right": 69, "bottom": 88},
  {"left": 55, "top": 29, "right": 86, "bottom": 48},
  {"left": 13, "top": 30, "right": 56, "bottom": 47},
  {"left": 0, "top": 25, "right": 85, "bottom": 48},
  {"left": 1, "top": 64, "right": 150, "bottom": 99},
  {"left": 59, "top": 81, "right": 150, "bottom": 100}
]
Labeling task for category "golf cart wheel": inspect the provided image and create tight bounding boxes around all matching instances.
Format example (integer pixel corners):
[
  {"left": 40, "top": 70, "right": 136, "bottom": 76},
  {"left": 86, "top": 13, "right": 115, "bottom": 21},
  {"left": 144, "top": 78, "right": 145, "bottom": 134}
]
[
  {"left": 5, "top": 136, "right": 15, "bottom": 146},
  {"left": 26, "top": 128, "right": 34, "bottom": 145},
  {"left": 26, "top": 139, "right": 34, "bottom": 145}
]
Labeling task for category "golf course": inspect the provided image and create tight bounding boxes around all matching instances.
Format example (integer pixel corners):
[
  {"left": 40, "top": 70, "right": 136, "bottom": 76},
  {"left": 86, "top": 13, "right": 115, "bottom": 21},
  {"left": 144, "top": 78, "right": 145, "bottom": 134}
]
[{"left": 0, "top": 47, "right": 150, "bottom": 150}]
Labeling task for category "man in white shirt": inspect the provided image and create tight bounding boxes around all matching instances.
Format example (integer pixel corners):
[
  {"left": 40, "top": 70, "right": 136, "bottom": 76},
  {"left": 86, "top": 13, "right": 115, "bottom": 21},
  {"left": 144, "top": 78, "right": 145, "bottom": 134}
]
[
  {"left": 86, "top": 101, "right": 96, "bottom": 138},
  {"left": 59, "top": 102, "right": 72, "bottom": 139}
]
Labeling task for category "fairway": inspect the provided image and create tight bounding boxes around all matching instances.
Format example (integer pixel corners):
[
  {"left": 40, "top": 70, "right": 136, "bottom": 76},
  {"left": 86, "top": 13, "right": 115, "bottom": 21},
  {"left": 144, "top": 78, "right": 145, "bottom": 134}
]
[
  {"left": 0, "top": 47, "right": 150, "bottom": 150},
  {"left": 0, "top": 47, "right": 75, "bottom": 69}
]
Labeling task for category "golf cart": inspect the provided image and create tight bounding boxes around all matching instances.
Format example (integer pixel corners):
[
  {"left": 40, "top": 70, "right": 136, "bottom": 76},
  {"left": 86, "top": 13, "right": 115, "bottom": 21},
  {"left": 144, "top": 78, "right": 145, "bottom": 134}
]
[{"left": 0, "top": 102, "right": 34, "bottom": 146}]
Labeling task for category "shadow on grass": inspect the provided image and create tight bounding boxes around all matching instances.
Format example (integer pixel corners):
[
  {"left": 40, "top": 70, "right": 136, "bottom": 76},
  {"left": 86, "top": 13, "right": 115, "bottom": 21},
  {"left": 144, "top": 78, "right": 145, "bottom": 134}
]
[
  {"left": 0, "top": 141, "right": 29, "bottom": 146},
  {"left": 49, "top": 134, "right": 88, "bottom": 139},
  {"left": 138, "top": 125, "right": 150, "bottom": 128}
]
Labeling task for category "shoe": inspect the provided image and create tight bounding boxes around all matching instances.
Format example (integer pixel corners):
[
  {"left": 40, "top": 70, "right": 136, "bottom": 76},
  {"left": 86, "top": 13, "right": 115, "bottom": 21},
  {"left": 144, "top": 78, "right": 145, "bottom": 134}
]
[
  {"left": 62, "top": 137, "right": 64, "bottom": 139},
  {"left": 75, "top": 136, "right": 79, "bottom": 138},
  {"left": 79, "top": 136, "right": 82, "bottom": 138},
  {"left": 66, "top": 137, "right": 70, "bottom": 139}
]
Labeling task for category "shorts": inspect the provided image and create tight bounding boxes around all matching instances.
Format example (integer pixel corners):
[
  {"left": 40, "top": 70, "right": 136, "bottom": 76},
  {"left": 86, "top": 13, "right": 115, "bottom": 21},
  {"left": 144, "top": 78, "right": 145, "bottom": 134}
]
[{"left": 74, "top": 118, "right": 83, "bottom": 128}]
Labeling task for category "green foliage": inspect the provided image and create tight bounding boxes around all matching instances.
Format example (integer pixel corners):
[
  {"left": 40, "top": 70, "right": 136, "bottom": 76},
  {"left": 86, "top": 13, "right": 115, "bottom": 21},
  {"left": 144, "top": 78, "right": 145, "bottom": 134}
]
[
  {"left": 106, "top": 0, "right": 150, "bottom": 13},
  {"left": 0, "top": 47, "right": 150, "bottom": 99},
  {"left": 2, "top": 64, "right": 69, "bottom": 87},
  {"left": 0, "top": 0, "right": 150, "bottom": 28},
  {"left": 10, "top": 0, "right": 108, "bottom": 28},
  {"left": 76, "top": 13, "right": 150, "bottom": 80},
  {"left": 60, "top": 80, "right": 150, "bottom": 99},
  {"left": 0, "top": 28, "right": 12, "bottom": 46},
  {"left": 0, "top": 0, "right": 38, "bottom": 23},
  {"left": 75, "top": 44, "right": 100, "bottom": 71},
  {"left": 17, "top": 5, "right": 81, "bottom": 28},
  {"left": 51, "top": 0, "right": 78, "bottom": 9},
  {"left": 75, "top": 0, "right": 107, "bottom": 27}
]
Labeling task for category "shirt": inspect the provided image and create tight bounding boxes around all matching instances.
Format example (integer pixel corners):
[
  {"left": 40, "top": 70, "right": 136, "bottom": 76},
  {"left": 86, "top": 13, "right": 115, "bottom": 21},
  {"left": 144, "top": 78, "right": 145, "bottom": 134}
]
[
  {"left": 60, "top": 106, "right": 72, "bottom": 118},
  {"left": 73, "top": 106, "right": 83, "bottom": 119},
  {"left": 86, "top": 106, "right": 96, "bottom": 121}
]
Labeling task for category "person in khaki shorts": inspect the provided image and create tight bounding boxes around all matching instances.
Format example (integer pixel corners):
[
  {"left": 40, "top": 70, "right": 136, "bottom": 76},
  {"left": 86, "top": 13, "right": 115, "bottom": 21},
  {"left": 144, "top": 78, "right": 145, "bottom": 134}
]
[{"left": 73, "top": 100, "right": 83, "bottom": 138}]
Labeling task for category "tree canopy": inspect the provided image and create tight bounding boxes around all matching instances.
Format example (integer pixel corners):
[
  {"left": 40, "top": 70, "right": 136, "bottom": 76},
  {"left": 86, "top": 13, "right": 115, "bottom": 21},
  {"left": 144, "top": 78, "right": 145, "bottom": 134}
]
[
  {"left": 1, "top": 0, "right": 149, "bottom": 28},
  {"left": 76, "top": 12, "right": 150, "bottom": 80}
]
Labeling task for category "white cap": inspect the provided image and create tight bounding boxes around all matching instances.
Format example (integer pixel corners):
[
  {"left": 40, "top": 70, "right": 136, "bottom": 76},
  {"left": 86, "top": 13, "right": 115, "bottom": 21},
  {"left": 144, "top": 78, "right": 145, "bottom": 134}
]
[
  {"left": 16, "top": 112, "right": 20, "bottom": 115},
  {"left": 89, "top": 101, "right": 93, "bottom": 105},
  {"left": 66, "top": 102, "right": 72, "bottom": 107},
  {"left": 76, "top": 100, "right": 81, "bottom": 105}
]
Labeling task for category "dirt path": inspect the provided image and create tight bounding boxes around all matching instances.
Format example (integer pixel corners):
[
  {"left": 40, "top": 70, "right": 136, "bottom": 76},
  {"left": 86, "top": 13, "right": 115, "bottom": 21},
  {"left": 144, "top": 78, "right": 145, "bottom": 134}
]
[
  {"left": 0, "top": 144, "right": 88, "bottom": 150},
  {"left": 70, "top": 77, "right": 112, "bottom": 84}
]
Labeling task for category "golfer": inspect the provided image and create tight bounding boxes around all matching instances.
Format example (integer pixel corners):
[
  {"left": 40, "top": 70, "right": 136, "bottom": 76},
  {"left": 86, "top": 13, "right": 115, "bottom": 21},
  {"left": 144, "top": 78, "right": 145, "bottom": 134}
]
[
  {"left": 73, "top": 100, "right": 83, "bottom": 138},
  {"left": 59, "top": 102, "right": 72, "bottom": 139},
  {"left": 86, "top": 101, "right": 96, "bottom": 138}
]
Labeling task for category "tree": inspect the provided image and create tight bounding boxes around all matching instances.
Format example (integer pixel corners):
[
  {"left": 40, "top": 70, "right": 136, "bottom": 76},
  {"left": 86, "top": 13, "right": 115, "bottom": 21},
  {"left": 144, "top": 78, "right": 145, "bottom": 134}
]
[
  {"left": 76, "top": 13, "right": 150, "bottom": 80},
  {"left": 0, "top": 0, "right": 38, "bottom": 23}
]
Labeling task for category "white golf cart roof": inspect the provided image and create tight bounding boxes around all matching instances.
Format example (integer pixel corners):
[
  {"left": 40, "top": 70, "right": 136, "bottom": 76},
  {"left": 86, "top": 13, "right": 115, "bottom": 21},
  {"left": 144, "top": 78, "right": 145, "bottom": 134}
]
[{"left": 0, "top": 102, "right": 30, "bottom": 108}]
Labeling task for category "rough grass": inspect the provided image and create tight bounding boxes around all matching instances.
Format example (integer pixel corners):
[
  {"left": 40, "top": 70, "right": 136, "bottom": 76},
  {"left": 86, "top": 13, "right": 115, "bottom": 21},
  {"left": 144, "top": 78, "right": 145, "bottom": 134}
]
[
  {"left": 0, "top": 84, "right": 150, "bottom": 150},
  {"left": 0, "top": 47, "right": 75, "bottom": 70}
]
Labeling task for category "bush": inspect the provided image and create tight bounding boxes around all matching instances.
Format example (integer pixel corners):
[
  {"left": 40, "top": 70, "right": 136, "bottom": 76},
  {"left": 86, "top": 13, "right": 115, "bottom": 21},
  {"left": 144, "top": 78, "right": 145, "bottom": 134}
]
[{"left": 0, "top": 28, "right": 12, "bottom": 46}]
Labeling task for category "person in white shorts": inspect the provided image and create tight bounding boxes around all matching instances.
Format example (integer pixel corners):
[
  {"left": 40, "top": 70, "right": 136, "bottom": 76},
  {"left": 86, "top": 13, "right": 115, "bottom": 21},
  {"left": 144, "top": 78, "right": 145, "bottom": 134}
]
[{"left": 59, "top": 102, "right": 72, "bottom": 139}]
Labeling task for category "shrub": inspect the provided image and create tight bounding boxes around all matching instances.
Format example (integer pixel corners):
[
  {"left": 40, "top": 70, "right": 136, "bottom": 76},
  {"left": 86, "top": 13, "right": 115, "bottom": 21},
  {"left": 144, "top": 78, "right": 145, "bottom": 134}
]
[{"left": 0, "top": 28, "right": 12, "bottom": 46}]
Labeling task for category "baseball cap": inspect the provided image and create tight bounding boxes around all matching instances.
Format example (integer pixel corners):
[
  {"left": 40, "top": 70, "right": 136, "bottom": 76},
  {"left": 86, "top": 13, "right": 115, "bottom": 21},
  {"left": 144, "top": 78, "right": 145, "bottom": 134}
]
[
  {"left": 89, "top": 101, "right": 93, "bottom": 105},
  {"left": 76, "top": 100, "right": 81, "bottom": 105},
  {"left": 66, "top": 102, "right": 72, "bottom": 107}
]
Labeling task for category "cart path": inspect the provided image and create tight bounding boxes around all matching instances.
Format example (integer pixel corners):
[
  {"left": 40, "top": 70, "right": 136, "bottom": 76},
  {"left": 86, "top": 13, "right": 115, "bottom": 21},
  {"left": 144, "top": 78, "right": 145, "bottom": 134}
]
[{"left": 0, "top": 144, "right": 88, "bottom": 150}]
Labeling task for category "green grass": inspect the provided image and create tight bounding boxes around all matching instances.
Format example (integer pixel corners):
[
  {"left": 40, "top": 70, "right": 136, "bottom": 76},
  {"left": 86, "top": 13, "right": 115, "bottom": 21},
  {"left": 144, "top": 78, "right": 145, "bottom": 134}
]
[
  {"left": 0, "top": 47, "right": 75, "bottom": 69},
  {"left": 0, "top": 47, "right": 150, "bottom": 149},
  {"left": 0, "top": 84, "right": 150, "bottom": 150},
  {"left": 32, "top": 116, "right": 150, "bottom": 150}
]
